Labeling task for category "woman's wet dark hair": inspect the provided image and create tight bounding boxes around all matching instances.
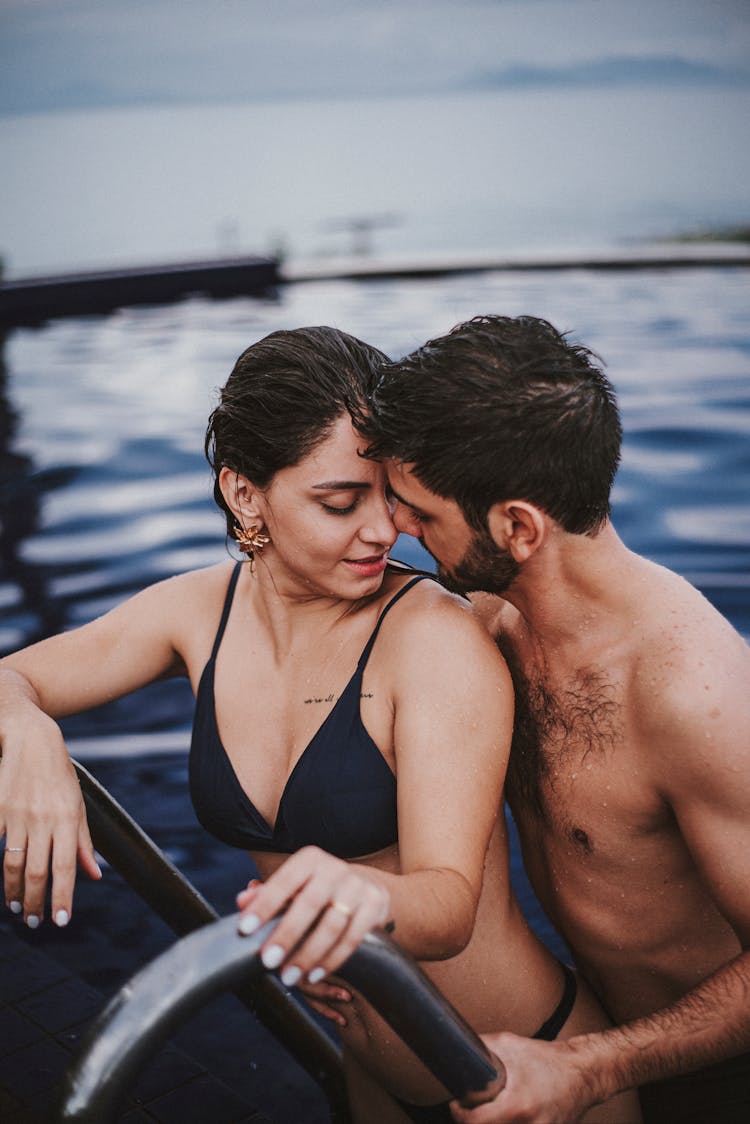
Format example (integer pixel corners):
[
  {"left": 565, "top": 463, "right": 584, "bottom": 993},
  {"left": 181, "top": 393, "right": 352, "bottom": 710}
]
[{"left": 205, "top": 325, "right": 387, "bottom": 540}]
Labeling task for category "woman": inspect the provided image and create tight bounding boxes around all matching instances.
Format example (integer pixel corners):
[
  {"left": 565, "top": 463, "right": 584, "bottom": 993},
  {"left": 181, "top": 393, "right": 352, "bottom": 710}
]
[{"left": 0, "top": 327, "right": 639, "bottom": 1122}]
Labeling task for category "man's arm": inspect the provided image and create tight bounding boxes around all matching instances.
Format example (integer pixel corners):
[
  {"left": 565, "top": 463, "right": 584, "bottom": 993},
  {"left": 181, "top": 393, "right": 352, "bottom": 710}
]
[
  {"left": 452, "top": 616, "right": 750, "bottom": 1123},
  {"left": 451, "top": 950, "right": 750, "bottom": 1122}
]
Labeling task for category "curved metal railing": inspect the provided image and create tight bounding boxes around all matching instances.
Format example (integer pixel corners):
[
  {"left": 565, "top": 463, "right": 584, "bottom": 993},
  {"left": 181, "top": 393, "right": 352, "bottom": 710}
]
[
  {"left": 58, "top": 911, "right": 504, "bottom": 1122},
  {"left": 71, "top": 760, "right": 505, "bottom": 1121},
  {"left": 73, "top": 760, "right": 350, "bottom": 1121}
]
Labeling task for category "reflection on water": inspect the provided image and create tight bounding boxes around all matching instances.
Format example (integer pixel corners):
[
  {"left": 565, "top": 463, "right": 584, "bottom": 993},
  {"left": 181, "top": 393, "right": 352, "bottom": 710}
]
[
  {"left": 0, "top": 334, "right": 66, "bottom": 644},
  {"left": 1, "top": 266, "right": 748, "bottom": 737}
]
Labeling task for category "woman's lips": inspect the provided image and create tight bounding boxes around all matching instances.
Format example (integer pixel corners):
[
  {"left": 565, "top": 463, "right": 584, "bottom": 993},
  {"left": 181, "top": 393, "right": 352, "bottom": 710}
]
[{"left": 343, "top": 553, "right": 389, "bottom": 576}]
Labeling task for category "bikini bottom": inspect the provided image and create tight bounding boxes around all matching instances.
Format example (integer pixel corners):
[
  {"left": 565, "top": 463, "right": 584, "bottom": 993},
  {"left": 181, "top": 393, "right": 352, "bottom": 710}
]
[{"left": 393, "top": 962, "right": 577, "bottom": 1124}]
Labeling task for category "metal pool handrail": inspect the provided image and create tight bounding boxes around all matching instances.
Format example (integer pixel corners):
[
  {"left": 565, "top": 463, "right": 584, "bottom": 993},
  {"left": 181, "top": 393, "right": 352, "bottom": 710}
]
[
  {"left": 71, "top": 760, "right": 504, "bottom": 1121},
  {"left": 58, "top": 912, "right": 504, "bottom": 1123},
  {"left": 73, "top": 760, "right": 350, "bottom": 1122}
]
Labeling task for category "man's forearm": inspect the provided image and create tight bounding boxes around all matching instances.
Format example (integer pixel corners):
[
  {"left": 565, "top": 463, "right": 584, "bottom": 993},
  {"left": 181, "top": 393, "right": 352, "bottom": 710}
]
[{"left": 572, "top": 950, "right": 750, "bottom": 1103}]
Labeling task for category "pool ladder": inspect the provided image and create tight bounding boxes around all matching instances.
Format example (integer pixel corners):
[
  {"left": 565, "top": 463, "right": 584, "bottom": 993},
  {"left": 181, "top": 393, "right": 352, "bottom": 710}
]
[{"left": 57, "top": 761, "right": 503, "bottom": 1122}]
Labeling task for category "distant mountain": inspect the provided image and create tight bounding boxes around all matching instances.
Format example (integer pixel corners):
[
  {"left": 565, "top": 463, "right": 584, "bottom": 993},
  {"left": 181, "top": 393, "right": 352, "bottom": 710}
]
[
  {"left": 471, "top": 55, "right": 750, "bottom": 91},
  {"left": 3, "top": 50, "right": 749, "bottom": 117}
]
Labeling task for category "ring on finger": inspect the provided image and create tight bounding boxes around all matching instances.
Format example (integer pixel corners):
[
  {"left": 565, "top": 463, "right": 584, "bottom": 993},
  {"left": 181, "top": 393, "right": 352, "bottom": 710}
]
[
  {"left": 4, "top": 847, "right": 26, "bottom": 853},
  {"left": 330, "top": 900, "right": 353, "bottom": 918}
]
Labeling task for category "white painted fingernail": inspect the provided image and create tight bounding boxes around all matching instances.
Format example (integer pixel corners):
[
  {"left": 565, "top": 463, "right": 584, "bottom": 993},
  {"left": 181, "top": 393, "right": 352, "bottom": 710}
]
[
  {"left": 308, "top": 966, "right": 326, "bottom": 984},
  {"left": 238, "top": 912, "right": 260, "bottom": 936},
  {"left": 9, "top": 900, "right": 22, "bottom": 915},
  {"left": 281, "top": 965, "right": 302, "bottom": 988},
  {"left": 26, "top": 914, "right": 40, "bottom": 930},
  {"left": 55, "top": 909, "right": 70, "bottom": 928},
  {"left": 261, "top": 944, "right": 285, "bottom": 970}
]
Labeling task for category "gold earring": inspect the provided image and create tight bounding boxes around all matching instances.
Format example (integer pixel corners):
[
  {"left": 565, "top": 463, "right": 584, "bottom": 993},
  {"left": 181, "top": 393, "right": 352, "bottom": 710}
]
[{"left": 234, "top": 523, "right": 270, "bottom": 558}]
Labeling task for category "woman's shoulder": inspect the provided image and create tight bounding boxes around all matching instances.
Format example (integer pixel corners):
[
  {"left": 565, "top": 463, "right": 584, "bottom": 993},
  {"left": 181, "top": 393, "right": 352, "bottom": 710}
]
[
  {"left": 127, "top": 560, "right": 240, "bottom": 629},
  {"left": 378, "top": 564, "right": 508, "bottom": 666},
  {"left": 140, "top": 558, "right": 238, "bottom": 599},
  {"left": 372, "top": 566, "right": 513, "bottom": 721},
  {"left": 381, "top": 562, "right": 470, "bottom": 616}
]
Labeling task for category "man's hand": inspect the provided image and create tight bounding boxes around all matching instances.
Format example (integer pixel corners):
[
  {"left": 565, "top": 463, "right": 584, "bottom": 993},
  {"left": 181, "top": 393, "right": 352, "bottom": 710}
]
[
  {"left": 295, "top": 974, "right": 353, "bottom": 1028},
  {"left": 450, "top": 1032, "right": 603, "bottom": 1124}
]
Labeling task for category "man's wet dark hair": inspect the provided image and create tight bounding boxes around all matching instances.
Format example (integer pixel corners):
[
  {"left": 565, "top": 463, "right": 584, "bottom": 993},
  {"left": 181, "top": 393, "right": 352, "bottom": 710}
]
[
  {"left": 366, "top": 314, "right": 622, "bottom": 535},
  {"left": 206, "top": 325, "right": 387, "bottom": 540}
]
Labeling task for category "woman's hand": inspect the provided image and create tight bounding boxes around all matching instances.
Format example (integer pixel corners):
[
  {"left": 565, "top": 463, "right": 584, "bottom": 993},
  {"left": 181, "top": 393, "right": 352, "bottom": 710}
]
[
  {"left": 0, "top": 709, "right": 101, "bottom": 927},
  {"left": 235, "top": 846, "right": 390, "bottom": 992}
]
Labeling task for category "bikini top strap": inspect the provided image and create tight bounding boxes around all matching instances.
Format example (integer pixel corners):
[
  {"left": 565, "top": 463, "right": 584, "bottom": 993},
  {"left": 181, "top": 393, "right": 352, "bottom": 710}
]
[
  {"left": 209, "top": 562, "right": 243, "bottom": 662},
  {"left": 357, "top": 575, "right": 431, "bottom": 673}
]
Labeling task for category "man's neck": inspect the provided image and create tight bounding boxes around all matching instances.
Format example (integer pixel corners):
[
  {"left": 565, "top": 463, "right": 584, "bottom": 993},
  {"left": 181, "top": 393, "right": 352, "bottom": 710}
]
[{"left": 497, "top": 522, "right": 644, "bottom": 654}]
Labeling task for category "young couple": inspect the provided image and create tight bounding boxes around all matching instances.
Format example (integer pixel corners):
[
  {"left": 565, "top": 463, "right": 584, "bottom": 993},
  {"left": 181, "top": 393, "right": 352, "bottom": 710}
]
[{"left": 1, "top": 317, "right": 748, "bottom": 1123}]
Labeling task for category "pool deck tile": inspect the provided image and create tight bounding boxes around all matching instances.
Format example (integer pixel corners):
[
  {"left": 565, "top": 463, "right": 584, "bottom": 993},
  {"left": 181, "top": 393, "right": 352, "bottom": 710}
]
[{"left": 0, "top": 923, "right": 294, "bottom": 1122}]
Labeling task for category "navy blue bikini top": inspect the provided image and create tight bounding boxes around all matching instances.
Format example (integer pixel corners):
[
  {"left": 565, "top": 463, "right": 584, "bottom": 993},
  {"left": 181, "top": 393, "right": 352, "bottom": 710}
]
[{"left": 189, "top": 564, "right": 429, "bottom": 858}]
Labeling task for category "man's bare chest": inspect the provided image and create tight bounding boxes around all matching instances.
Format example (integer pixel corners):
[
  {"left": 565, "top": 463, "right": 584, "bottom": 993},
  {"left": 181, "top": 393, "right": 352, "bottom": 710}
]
[
  {"left": 499, "top": 640, "right": 670, "bottom": 847},
  {"left": 502, "top": 644, "right": 618, "bottom": 803}
]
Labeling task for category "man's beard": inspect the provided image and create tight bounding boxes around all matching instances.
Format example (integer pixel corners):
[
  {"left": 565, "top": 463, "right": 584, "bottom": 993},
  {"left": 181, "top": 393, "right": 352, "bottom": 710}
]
[{"left": 423, "top": 529, "right": 521, "bottom": 595}]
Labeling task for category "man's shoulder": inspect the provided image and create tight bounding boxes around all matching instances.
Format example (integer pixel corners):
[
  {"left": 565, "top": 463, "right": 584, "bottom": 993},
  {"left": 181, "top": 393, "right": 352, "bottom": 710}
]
[
  {"left": 628, "top": 561, "right": 749, "bottom": 741},
  {"left": 632, "top": 559, "right": 746, "bottom": 671}
]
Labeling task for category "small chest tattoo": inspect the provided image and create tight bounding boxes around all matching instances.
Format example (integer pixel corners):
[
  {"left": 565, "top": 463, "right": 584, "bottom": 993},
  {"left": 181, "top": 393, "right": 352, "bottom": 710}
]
[
  {"left": 303, "top": 691, "right": 373, "bottom": 705},
  {"left": 304, "top": 692, "right": 336, "bottom": 705}
]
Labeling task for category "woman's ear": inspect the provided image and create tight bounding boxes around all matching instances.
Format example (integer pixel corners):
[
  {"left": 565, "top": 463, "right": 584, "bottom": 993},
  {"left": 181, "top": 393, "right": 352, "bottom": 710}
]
[
  {"left": 486, "top": 501, "right": 547, "bottom": 563},
  {"left": 218, "top": 467, "right": 265, "bottom": 528}
]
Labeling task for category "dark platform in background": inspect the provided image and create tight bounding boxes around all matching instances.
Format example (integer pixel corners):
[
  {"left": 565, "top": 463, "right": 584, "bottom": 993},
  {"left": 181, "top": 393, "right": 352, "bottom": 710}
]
[
  {"left": 3, "top": 244, "right": 749, "bottom": 330},
  {"left": 0, "top": 257, "right": 279, "bottom": 328}
]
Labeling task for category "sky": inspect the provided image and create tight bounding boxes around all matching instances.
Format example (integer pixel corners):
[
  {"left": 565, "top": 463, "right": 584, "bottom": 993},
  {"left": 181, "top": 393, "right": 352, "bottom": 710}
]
[
  {"left": 2, "top": 0, "right": 750, "bottom": 115},
  {"left": 1, "top": 0, "right": 749, "bottom": 276}
]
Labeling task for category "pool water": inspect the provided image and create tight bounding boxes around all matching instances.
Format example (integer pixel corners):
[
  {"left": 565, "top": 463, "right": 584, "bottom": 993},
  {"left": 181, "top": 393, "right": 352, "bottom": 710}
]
[{"left": 1, "top": 265, "right": 748, "bottom": 1119}]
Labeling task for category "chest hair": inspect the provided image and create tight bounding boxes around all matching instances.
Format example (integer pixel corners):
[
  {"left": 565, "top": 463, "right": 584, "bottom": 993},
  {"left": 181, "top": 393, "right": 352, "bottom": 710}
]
[{"left": 497, "top": 636, "right": 622, "bottom": 823}]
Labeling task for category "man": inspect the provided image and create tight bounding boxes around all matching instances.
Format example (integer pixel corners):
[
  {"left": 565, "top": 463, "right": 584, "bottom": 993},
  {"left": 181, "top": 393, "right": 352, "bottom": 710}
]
[{"left": 365, "top": 315, "right": 750, "bottom": 1123}]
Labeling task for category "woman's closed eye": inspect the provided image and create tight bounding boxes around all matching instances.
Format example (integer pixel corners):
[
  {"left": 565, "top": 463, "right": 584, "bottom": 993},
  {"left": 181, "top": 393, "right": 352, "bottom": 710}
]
[{"left": 321, "top": 499, "right": 359, "bottom": 515}]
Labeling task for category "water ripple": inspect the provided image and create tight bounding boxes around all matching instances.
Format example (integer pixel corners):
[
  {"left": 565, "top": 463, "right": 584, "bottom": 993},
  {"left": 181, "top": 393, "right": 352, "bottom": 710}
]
[{"left": 2, "top": 266, "right": 748, "bottom": 728}]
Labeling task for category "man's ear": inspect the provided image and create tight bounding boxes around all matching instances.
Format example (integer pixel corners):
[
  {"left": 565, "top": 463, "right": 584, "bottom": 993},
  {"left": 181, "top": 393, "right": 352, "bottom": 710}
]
[
  {"left": 218, "top": 467, "right": 265, "bottom": 528},
  {"left": 486, "top": 501, "right": 546, "bottom": 563}
]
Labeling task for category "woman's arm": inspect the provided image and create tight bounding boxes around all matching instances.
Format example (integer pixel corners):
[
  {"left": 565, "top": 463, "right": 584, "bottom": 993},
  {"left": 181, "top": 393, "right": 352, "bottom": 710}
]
[
  {"left": 384, "top": 592, "right": 513, "bottom": 956},
  {"left": 0, "top": 568, "right": 209, "bottom": 925},
  {"left": 0, "top": 667, "right": 102, "bottom": 927},
  {"left": 237, "top": 589, "right": 513, "bottom": 983}
]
